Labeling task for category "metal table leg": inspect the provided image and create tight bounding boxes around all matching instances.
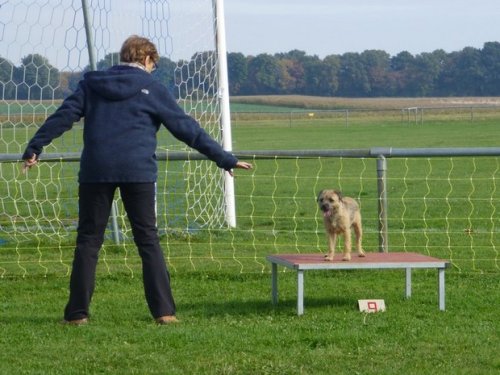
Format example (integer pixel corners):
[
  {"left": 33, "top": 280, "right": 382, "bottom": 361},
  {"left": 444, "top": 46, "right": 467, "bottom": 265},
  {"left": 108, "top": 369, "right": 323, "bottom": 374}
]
[
  {"left": 297, "top": 270, "right": 304, "bottom": 315},
  {"left": 271, "top": 262, "right": 278, "bottom": 305},
  {"left": 405, "top": 268, "right": 412, "bottom": 299},
  {"left": 438, "top": 268, "right": 446, "bottom": 311}
]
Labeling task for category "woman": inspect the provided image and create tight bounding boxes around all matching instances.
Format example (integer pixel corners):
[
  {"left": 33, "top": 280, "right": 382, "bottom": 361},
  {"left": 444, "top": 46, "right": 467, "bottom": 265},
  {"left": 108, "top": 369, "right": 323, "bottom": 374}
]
[{"left": 22, "top": 35, "right": 252, "bottom": 325}]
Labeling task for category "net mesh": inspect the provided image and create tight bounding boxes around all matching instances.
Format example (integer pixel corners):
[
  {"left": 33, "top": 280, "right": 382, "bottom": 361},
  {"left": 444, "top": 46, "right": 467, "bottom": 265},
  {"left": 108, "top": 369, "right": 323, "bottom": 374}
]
[{"left": 0, "top": 0, "right": 229, "bottom": 277}]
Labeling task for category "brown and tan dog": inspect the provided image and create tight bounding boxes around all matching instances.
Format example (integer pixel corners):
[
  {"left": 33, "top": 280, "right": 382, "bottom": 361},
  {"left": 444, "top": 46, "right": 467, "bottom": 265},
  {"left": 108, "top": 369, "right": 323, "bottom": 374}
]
[{"left": 317, "top": 190, "right": 365, "bottom": 261}]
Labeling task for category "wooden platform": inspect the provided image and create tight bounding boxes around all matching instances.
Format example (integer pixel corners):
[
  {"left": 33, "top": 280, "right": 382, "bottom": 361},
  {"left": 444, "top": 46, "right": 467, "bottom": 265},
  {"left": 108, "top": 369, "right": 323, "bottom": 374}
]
[{"left": 266, "top": 252, "right": 450, "bottom": 315}]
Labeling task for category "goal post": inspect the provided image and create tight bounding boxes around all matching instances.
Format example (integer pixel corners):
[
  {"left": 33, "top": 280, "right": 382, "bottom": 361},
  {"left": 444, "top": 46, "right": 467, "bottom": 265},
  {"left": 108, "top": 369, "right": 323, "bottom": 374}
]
[{"left": 214, "top": 0, "right": 237, "bottom": 227}]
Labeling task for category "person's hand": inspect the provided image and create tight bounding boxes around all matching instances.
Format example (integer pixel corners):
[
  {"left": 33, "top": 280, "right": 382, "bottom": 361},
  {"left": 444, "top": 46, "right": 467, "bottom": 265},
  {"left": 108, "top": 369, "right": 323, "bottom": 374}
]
[
  {"left": 228, "top": 161, "right": 253, "bottom": 177},
  {"left": 22, "top": 154, "right": 38, "bottom": 174}
]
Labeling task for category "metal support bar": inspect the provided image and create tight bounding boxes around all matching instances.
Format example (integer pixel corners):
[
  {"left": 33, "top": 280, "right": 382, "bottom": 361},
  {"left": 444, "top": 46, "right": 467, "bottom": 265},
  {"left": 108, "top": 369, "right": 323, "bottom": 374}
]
[
  {"left": 4, "top": 147, "right": 500, "bottom": 163},
  {"left": 81, "top": 0, "right": 96, "bottom": 71},
  {"left": 110, "top": 200, "right": 120, "bottom": 244},
  {"left": 81, "top": 0, "right": 122, "bottom": 243},
  {"left": 377, "top": 156, "right": 389, "bottom": 252}
]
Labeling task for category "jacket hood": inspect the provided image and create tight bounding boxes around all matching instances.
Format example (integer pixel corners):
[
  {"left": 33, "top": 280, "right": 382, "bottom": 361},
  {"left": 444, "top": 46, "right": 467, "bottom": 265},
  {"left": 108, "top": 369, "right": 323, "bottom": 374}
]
[{"left": 84, "top": 66, "right": 155, "bottom": 100}]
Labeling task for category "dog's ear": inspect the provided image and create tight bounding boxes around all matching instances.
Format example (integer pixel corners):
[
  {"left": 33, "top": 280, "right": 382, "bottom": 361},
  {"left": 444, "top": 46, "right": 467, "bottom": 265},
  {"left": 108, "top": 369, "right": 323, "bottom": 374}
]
[
  {"left": 317, "top": 190, "right": 324, "bottom": 202},
  {"left": 334, "top": 190, "right": 343, "bottom": 201}
]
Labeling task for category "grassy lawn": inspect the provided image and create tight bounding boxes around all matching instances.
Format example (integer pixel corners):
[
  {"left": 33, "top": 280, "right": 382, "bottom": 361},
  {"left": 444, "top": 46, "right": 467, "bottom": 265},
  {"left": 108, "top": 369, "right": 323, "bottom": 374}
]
[{"left": 1, "top": 271, "right": 498, "bottom": 374}]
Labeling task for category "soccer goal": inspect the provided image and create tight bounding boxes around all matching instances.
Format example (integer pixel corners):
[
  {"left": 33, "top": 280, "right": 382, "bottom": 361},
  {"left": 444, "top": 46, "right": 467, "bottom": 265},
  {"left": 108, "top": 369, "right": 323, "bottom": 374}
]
[{"left": 0, "top": 0, "right": 237, "bottom": 275}]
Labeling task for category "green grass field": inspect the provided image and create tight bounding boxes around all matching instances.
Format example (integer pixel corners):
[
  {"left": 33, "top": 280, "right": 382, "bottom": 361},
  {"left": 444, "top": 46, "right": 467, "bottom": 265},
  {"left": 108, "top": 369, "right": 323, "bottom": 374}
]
[
  {"left": 0, "top": 97, "right": 499, "bottom": 374},
  {"left": 1, "top": 272, "right": 498, "bottom": 374}
]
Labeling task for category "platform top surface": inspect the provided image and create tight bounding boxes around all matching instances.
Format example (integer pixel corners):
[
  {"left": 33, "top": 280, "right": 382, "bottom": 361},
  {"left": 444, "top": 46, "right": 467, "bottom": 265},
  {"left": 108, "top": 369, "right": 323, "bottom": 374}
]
[{"left": 266, "top": 252, "right": 450, "bottom": 270}]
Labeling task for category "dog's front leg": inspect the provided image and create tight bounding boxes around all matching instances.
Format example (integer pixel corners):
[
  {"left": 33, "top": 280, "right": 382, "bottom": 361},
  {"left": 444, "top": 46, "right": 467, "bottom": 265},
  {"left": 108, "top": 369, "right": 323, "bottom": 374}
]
[
  {"left": 324, "top": 232, "right": 337, "bottom": 261},
  {"left": 342, "top": 228, "right": 352, "bottom": 261},
  {"left": 353, "top": 222, "right": 365, "bottom": 257}
]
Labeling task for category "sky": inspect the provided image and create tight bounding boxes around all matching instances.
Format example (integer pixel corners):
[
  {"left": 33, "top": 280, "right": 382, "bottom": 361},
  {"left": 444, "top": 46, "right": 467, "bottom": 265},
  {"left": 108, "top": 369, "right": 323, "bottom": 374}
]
[
  {"left": 1, "top": 0, "right": 498, "bottom": 69},
  {"left": 223, "top": 0, "right": 500, "bottom": 58}
]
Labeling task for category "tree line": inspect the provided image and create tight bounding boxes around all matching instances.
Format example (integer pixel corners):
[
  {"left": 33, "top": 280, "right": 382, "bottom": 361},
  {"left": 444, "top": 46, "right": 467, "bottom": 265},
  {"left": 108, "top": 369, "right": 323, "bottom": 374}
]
[
  {"left": 1, "top": 41, "right": 499, "bottom": 100},
  {"left": 227, "top": 41, "right": 500, "bottom": 97}
]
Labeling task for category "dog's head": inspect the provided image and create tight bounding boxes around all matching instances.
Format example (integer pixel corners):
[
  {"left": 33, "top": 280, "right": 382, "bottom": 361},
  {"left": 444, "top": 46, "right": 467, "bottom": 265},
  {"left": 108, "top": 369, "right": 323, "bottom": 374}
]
[{"left": 317, "top": 190, "right": 343, "bottom": 218}]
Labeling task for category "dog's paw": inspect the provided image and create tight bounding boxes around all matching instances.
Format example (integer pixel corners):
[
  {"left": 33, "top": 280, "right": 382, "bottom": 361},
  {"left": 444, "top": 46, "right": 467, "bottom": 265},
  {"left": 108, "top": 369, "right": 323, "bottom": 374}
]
[
  {"left": 358, "top": 250, "right": 366, "bottom": 257},
  {"left": 324, "top": 254, "right": 334, "bottom": 261},
  {"left": 342, "top": 254, "right": 351, "bottom": 261}
]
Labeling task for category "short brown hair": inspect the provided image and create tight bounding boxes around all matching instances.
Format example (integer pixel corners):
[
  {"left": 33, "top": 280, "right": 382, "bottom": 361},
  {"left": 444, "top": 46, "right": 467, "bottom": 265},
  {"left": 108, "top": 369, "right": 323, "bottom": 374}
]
[{"left": 120, "top": 35, "right": 159, "bottom": 64}]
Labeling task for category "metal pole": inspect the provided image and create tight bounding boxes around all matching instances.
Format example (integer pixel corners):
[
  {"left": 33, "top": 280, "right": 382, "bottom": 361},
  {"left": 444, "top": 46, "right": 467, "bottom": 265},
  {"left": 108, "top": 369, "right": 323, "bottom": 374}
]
[
  {"left": 81, "top": 0, "right": 96, "bottom": 71},
  {"left": 214, "top": 0, "right": 237, "bottom": 227},
  {"left": 376, "top": 156, "right": 389, "bottom": 252},
  {"left": 81, "top": 0, "right": 121, "bottom": 242},
  {"left": 111, "top": 199, "right": 121, "bottom": 244}
]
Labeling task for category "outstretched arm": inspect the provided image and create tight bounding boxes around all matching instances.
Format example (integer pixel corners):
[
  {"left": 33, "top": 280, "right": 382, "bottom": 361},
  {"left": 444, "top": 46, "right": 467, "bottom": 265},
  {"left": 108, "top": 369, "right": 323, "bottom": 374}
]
[{"left": 21, "top": 83, "right": 85, "bottom": 174}]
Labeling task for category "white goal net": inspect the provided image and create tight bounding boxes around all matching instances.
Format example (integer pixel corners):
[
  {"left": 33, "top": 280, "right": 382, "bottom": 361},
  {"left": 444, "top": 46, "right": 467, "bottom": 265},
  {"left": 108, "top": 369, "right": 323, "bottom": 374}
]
[{"left": 0, "top": 0, "right": 233, "bottom": 276}]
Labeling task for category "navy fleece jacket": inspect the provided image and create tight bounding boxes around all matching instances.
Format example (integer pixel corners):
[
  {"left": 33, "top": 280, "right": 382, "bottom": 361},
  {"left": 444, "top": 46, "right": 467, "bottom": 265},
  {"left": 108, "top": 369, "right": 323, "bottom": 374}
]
[{"left": 22, "top": 65, "right": 238, "bottom": 183}]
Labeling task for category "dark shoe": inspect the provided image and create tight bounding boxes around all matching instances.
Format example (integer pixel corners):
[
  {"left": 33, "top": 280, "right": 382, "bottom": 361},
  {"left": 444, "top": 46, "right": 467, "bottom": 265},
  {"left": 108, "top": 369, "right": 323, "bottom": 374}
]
[
  {"left": 155, "top": 316, "right": 179, "bottom": 325},
  {"left": 61, "top": 318, "right": 88, "bottom": 326}
]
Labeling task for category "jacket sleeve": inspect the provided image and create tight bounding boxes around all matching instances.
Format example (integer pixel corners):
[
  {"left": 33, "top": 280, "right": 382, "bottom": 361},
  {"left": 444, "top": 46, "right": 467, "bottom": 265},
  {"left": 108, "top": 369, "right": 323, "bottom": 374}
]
[
  {"left": 22, "top": 83, "right": 86, "bottom": 160},
  {"left": 155, "top": 85, "right": 238, "bottom": 170}
]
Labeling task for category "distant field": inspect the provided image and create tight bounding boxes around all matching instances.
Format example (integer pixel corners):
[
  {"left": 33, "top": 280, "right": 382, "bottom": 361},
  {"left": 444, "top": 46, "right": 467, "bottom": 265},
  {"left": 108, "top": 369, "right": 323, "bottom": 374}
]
[
  {"left": 230, "top": 95, "right": 500, "bottom": 110},
  {"left": 4, "top": 95, "right": 500, "bottom": 115},
  {"left": 228, "top": 96, "right": 500, "bottom": 150},
  {"left": 231, "top": 118, "right": 500, "bottom": 150}
]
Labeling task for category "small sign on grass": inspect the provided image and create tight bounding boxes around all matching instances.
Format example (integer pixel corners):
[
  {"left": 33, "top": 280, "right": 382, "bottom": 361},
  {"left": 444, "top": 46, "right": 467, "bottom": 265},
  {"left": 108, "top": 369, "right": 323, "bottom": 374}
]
[{"left": 358, "top": 299, "right": 386, "bottom": 313}]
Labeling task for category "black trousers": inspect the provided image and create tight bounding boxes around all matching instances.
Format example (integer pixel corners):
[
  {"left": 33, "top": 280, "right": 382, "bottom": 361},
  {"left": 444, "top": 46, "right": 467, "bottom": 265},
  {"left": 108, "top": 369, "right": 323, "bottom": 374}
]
[{"left": 64, "top": 183, "right": 176, "bottom": 320}]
